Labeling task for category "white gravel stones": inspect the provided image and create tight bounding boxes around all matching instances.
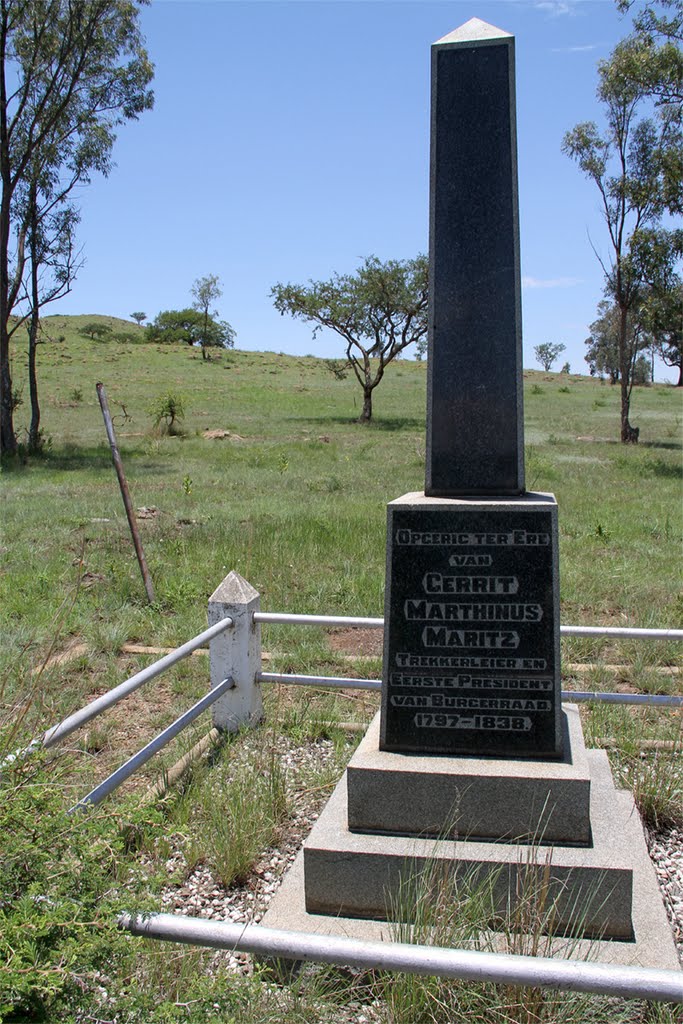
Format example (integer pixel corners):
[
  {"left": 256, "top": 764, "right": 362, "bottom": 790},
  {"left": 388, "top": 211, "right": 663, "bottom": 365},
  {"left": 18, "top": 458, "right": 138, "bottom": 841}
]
[
  {"left": 156, "top": 736, "right": 342, "bottom": 975},
  {"left": 647, "top": 825, "right": 683, "bottom": 963}
]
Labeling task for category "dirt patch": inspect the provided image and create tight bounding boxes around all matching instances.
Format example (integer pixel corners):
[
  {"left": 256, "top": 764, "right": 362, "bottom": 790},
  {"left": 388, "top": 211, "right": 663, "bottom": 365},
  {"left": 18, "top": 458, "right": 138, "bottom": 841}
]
[
  {"left": 327, "top": 628, "right": 383, "bottom": 658},
  {"left": 33, "top": 639, "right": 88, "bottom": 674},
  {"left": 136, "top": 505, "right": 160, "bottom": 519},
  {"left": 203, "top": 429, "right": 244, "bottom": 440}
]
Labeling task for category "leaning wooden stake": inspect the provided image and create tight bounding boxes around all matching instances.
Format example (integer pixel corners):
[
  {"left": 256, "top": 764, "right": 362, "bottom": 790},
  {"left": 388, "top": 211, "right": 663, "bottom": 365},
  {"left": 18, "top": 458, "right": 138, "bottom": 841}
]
[{"left": 96, "top": 382, "right": 155, "bottom": 604}]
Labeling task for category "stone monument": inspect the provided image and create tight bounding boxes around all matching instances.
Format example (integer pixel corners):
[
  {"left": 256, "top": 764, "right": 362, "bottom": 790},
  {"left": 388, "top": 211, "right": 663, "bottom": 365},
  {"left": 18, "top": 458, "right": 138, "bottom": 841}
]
[
  {"left": 262, "top": 19, "right": 680, "bottom": 969},
  {"left": 380, "top": 20, "right": 561, "bottom": 760}
]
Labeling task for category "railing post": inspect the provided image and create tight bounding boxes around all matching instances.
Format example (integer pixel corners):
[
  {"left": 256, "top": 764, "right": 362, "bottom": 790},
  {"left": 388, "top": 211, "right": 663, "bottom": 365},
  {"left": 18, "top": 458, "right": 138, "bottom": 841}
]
[{"left": 208, "top": 571, "right": 263, "bottom": 732}]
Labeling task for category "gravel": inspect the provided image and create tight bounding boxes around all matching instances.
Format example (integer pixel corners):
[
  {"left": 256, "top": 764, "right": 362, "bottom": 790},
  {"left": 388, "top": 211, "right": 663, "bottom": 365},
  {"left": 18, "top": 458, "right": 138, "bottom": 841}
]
[
  {"left": 647, "top": 825, "right": 683, "bottom": 963},
  {"left": 155, "top": 735, "right": 343, "bottom": 977},
  {"left": 154, "top": 735, "right": 683, "bottom": 973}
]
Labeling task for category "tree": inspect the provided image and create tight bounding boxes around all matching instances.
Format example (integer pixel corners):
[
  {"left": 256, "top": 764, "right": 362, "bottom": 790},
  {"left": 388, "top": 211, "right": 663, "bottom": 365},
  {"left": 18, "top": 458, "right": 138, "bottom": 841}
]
[
  {"left": 615, "top": 1, "right": 683, "bottom": 119},
  {"left": 271, "top": 255, "right": 428, "bottom": 423},
  {"left": 585, "top": 300, "right": 623, "bottom": 381},
  {"left": 191, "top": 273, "right": 226, "bottom": 361},
  {"left": 632, "top": 351, "right": 653, "bottom": 382},
  {"left": 81, "top": 322, "right": 112, "bottom": 340},
  {"left": 146, "top": 308, "right": 235, "bottom": 353},
  {"left": 0, "top": 1, "right": 154, "bottom": 456},
  {"left": 534, "top": 342, "right": 566, "bottom": 371},
  {"left": 585, "top": 293, "right": 656, "bottom": 387},
  {"left": 130, "top": 311, "right": 146, "bottom": 325},
  {"left": 644, "top": 277, "right": 683, "bottom": 382},
  {"left": 563, "top": 17, "right": 682, "bottom": 442},
  {"left": 25, "top": 195, "right": 82, "bottom": 450}
]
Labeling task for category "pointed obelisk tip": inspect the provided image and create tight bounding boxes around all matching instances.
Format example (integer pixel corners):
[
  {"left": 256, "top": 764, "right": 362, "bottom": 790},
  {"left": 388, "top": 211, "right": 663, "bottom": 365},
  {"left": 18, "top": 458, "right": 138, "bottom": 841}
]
[{"left": 434, "top": 17, "right": 512, "bottom": 46}]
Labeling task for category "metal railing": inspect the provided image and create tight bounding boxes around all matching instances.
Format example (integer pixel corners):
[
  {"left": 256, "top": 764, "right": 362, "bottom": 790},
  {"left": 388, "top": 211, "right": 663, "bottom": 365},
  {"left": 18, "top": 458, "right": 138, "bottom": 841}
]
[
  {"left": 254, "top": 610, "right": 683, "bottom": 642},
  {"left": 258, "top": 670, "right": 683, "bottom": 707},
  {"left": 15, "top": 577, "right": 681, "bottom": 1001},
  {"left": 43, "top": 617, "right": 233, "bottom": 748},
  {"left": 22, "top": 618, "right": 234, "bottom": 810},
  {"left": 69, "top": 677, "right": 234, "bottom": 812},
  {"left": 119, "top": 912, "right": 683, "bottom": 1003},
  {"left": 29, "top": 603, "right": 680, "bottom": 805}
]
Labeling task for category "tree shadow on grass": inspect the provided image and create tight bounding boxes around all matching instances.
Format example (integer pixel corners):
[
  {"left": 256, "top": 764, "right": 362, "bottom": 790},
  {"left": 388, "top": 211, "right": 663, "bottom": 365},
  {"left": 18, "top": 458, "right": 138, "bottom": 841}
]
[
  {"left": 2, "top": 443, "right": 173, "bottom": 474},
  {"left": 640, "top": 440, "right": 682, "bottom": 452},
  {"left": 642, "top": 457, "right": 683, "bottom": 480},
  {"left": 296, "top": 415, "right": 424, "bottom": 432}
]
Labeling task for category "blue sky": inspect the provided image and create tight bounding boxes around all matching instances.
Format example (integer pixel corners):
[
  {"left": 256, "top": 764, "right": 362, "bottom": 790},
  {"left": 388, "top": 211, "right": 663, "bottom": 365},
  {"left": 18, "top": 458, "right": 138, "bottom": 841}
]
[{"left": 50, "top": 0, "right": 677, "bottom": 381}]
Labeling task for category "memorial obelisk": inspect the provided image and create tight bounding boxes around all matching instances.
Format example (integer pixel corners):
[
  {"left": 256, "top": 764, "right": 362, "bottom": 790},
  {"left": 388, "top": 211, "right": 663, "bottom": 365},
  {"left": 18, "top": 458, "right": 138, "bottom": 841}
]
[
  {"left": 262, "top": 23, "right": 681, "bottom": 967},
  {"left": 379, "top": 19, "right": 563, "bottom": 758}
]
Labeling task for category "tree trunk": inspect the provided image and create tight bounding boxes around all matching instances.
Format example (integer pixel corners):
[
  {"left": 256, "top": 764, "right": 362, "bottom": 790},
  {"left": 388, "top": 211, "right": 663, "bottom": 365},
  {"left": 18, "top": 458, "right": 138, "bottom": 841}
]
[
  {"left": 0, "top": 340, "right": 14, "bottom": 454},
  {"left": 0, "top": 25, "right": 15, "bottom": 457},
  {"left": 358, "top": 386, "right": 372, "bottom": 423},
  {"left": 618, "top": 302, "right": 639, "bottom": 443},
  {"left": 27, "top": 194, "right": 41, "bottom": 452},
  {"left": 27, "top": 313, "right": 40, "bottom": 451}
]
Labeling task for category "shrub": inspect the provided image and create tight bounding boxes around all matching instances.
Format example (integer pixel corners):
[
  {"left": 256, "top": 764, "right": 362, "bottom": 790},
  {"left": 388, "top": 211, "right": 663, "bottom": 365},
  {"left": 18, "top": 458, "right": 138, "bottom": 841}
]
[
  {"left": 0, "top": 756, "right": 155, "bottom": 1020},
  {"left": 148, "top": 392, "right": 186, "bottom": 434}
]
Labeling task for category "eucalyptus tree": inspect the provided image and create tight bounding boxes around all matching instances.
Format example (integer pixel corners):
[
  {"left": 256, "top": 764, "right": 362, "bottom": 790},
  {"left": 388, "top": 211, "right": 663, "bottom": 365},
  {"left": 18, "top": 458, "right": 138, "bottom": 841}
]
[
  {"left": 615, "top": 0, "right": 683, "bottom": 118},
  {"left": 272, "top": 255, "right": 428, "bottom": 423},
  {"left": 191, "top": 274, "right": 227, "bottom": 361},
  {"left": 563, "top": 10, "right": 682, "bottom": 442},
  {"left": 0, "top": 0, "right": 154, "bottom": 455},
  {"left": 534, "top": 342, "right": 566, "bottom": 372}
]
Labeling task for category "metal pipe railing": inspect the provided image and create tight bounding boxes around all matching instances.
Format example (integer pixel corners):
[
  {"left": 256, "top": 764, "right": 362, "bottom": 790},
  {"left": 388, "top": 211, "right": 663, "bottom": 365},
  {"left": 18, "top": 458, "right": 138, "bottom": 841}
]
[
  {"left": 119, "top": 912, "right": 683, "bottom": 1003},
  {"left": 565, "top": 690, "right": 683, "bottom": 707},
  {"left": 560, "top": 625, "right": 683, "bottom": 639},
  {"left": 257, "top": 671, "right": 683, "bottom": 708},
  {"left": 70, "top": 677, "right": 234, "bottom": 812},
  {"left": 254, "top": 612, "right": 384, "bottom": 628},
  {"left": 254, "top": 611, "right": 683, "bottom": 641},
  {"left": 43, "top": 617, "right": 233, "bottom": 748},
  {"left": 259, "top": 671, "right": 381, "bottom": 691}
]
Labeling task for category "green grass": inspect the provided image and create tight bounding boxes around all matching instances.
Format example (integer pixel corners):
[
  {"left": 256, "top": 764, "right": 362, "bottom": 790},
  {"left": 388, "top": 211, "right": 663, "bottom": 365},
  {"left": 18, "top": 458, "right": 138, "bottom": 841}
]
[{"left": 1, "top": 318, "right": 682, "bottom": 1021}]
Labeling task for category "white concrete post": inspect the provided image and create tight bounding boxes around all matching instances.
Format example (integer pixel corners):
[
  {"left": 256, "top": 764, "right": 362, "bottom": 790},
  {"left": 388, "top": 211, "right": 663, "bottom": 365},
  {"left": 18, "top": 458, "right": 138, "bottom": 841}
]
[{"left": 207, "top": 571, "right": 263, "bottom": 732}]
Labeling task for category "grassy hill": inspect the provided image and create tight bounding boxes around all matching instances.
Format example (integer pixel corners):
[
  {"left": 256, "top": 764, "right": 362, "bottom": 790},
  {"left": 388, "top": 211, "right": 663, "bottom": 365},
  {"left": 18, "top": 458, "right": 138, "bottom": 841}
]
[{"left": 5, "top": 313, "right": 681, "bottom": 638}]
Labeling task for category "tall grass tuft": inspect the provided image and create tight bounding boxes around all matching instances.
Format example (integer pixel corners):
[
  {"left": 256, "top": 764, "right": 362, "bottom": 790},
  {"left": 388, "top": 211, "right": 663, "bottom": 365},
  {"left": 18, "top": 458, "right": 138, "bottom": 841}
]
[
  {"left": 171, "top": 729, "right": 291, "bottom": 887},
  {"left": 377, "top": 847, "right": 631, "bottom": 1024}
]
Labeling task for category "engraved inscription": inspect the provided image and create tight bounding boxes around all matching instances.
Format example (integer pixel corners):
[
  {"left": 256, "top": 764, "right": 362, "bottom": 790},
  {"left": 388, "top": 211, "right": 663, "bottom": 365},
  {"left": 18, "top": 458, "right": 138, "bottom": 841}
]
[
  {"left": 414, "top": 713, "right": 532, "bottom": 732},
  {"left": 381, "top": 506, "right": 560, "bottom": 756},
  {"left": 396, "top": 529, "right": 549, "bottom": 547},
  {"left": 406, "top": 600, "right": 542, "bottom": 622},
  {"left": 390, "top": 673, "right": 553, "bottom": 690}
]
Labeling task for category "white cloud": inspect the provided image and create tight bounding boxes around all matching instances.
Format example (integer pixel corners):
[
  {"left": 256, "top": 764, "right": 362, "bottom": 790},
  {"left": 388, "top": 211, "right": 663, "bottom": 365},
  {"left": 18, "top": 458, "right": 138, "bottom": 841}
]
[
  {"left": 550, "top": 43, "right": 600, "bottom": 52},
  {"left": 522, "top": 275, "right": 582, "bottom": 289},
  {"left": 534, "top": 1, "right": 573, "bottom": 15}
]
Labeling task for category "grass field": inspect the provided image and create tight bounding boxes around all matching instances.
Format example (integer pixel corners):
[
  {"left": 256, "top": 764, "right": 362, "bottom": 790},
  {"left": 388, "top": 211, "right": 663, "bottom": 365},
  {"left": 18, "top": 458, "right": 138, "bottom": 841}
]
[{"left": 1, "top": 315, "right": 682, "bottom": 1022}]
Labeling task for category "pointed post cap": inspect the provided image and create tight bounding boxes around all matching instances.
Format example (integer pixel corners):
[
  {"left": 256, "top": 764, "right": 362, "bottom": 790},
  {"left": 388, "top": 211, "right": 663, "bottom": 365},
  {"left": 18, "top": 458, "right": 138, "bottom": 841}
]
[
  {"left": 434, "top": 18, "right": 512, "bottom": 47},
  {"left": 210, "top": 569, "right": 259, "bottom": 605}
]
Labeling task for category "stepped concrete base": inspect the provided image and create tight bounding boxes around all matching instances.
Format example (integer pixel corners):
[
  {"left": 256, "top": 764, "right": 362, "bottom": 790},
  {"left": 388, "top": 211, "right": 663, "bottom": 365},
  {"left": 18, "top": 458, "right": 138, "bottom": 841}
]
[
  {"left": 305, "top": 748, "right": 632, "bottom": 939},
  {"left": 262, "top": 757, "right": 680, "bottom": 970},
  {"left": 262, "top": 708, "right": 680, "bottom": 970},
  {"left": 348, "top": 708, "right": 590, "bottom": 844}
]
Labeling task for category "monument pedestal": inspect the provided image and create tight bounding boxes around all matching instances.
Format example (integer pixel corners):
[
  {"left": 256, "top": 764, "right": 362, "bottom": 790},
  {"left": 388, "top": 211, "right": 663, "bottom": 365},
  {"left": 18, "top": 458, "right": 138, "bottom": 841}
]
[{"left": 262, "top": 707, "right": 680, "bottom": 969}]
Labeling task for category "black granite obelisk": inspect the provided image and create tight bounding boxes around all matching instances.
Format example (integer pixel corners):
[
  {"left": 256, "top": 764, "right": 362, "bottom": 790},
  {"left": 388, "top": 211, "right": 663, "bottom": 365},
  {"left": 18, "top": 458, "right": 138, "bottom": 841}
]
[
  {"left": 426, "top": 19, "right": 523, "bottom": 497},
  {"left": 379, "top": 19, "right": 563, "bottom": 759}
]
